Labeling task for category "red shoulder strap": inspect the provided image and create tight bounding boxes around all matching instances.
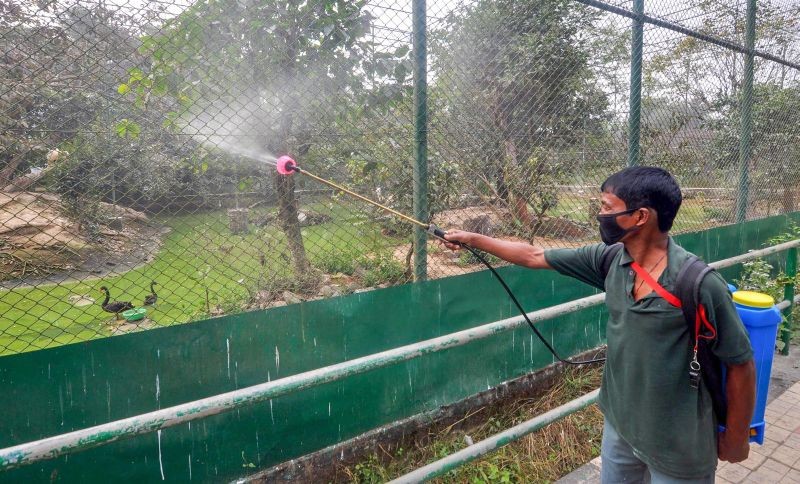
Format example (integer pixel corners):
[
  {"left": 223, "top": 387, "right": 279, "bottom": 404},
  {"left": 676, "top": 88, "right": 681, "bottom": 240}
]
[
  {"left": 631, "top": 261, "right": 717, "bottom": 351},
  {"left": 630, "top": 261, "right": 682, "bottom": 308}
]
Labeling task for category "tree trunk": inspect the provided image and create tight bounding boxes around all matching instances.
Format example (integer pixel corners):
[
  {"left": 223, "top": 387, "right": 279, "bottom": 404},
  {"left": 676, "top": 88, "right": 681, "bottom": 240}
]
[
  {"left": 782, "top": 178, "right": 796, "bottom": 214},
  {"left": 267, "top": 112, "right": 310, "bottom": 276},
  {"left": 495, "top": 162, "right": 509, "bottom": 203},
  {"left": 254, "top": 18, "right": 310, "bottom": 278},
  {"left": 501, "top": 129, "right": 532, "bottom": 225},
  {"left": 491, "top": 96, "right": 532, "bottom": 226},
  {"left": 274, "top": 172, "right": 309, "bottom": 274}
]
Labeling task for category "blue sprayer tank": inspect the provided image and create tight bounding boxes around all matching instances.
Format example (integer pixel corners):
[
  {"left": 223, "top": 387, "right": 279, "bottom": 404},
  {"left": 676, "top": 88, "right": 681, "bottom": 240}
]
[{"left": 730, "top": 289, "right": 782, "bottom": 445}]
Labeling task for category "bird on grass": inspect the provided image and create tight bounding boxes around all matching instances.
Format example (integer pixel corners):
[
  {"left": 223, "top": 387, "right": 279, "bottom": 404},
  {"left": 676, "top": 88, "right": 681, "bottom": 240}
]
[
  {"left": 99, "top": 286, "right": 133, "bottom": 320},
  {"left": 143, "top": 281, "right": 158, "bottom": 306}
]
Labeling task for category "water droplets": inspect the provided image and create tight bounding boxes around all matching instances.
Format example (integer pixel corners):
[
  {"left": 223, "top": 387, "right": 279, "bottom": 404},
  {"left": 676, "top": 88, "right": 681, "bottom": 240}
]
[
  {"left": 226, "top": 338, "right": 231, "bottom": 379},
  {"left": 157, "top": 430, "right": 165, "bottom": 480}
]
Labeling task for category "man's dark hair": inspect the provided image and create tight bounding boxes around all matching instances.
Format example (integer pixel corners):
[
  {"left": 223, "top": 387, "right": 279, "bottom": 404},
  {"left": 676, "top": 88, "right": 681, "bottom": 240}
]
[{"left": 600, "top": 166, "right": 682, "bottom": 232}]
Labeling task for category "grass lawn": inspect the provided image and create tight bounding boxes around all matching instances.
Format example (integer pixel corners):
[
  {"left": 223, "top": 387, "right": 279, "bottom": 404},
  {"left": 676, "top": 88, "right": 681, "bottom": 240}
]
[
  {"left": 0, "top": 202, "right": 403, "bottom": 355},
  {"left": 0, "top": 194, "right": 725, "bottom": 356}
]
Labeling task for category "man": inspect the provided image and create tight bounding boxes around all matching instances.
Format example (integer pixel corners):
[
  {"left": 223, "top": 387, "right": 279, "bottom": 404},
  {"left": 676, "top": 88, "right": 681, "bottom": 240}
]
[{"left": 443, "top": 166, "right": 755, "bottom": 483}]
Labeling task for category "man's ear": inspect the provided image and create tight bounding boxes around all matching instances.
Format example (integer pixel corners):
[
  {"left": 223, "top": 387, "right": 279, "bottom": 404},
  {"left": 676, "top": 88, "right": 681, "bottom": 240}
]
[{"left": 635, "top": 208, "right": 652, "bottom": 227}]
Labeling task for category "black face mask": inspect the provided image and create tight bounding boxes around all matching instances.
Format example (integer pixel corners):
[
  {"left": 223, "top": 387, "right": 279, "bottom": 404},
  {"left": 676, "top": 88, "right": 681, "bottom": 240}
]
[{"left": 596, "top": 207, "right": 640, "bottom": 245}]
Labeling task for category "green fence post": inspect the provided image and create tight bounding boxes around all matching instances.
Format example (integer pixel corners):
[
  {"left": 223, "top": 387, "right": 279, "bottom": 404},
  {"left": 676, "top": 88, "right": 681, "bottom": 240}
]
[
  {"left": 782, "top": 247, "right": 797, "bottom": 356},
  {"left": 736, "top": 0, "right": 756, "bottom": 223},
  {"left": 627, "top": 0, "right": 644, "bottom": 167},
  {"left": 412, "top": 0, "right": 428, "bottom": 281}
]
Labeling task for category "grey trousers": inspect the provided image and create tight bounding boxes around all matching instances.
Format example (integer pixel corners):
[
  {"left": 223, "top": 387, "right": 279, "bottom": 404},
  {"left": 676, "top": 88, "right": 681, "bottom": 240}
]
[{"left": 600, "top": 418, "right": 716, "bottom": 484}]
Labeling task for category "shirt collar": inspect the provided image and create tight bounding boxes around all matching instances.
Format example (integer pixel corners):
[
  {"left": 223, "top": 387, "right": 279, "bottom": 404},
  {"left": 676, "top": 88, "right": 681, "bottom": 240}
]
[{"left": 618, "top": 237, "right": 683, "bottom": 286}]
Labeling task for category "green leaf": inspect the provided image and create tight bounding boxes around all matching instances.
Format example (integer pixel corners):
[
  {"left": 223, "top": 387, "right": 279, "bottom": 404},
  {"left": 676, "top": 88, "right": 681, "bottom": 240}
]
[
  {"left": 115, "top": 119, "right": 141, "bottom": 139},
  {"left": 393, "top": 63, "right": 408, "bottom": 83},
  {"left": 152, "top": 77, "right": 169, "bottom": 96},
  {"left": 139, "top": 37, "right": 156, "bottom": 54},
  {"left": 394, "top": 45, "right": 409, "bottom": 58},
  {"left": 117, "top": 83, "right": 130, "bottom": 95},
  {"left": 128, "top": 67, "right": 145, "bottom": 82}
]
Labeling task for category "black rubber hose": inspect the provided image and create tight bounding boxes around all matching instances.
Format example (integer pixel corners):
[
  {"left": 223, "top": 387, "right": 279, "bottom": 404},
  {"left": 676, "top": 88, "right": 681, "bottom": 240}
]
[{"left": 457, "top": 242, "right": 606, "bottom": 366}]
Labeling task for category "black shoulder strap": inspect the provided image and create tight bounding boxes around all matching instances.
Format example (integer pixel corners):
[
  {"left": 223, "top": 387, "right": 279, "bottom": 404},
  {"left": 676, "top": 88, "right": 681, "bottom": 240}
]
[
  {"left": 674, "top": 256, "right": 714, "bottom": 340},
  {"left": 600, "top": 243, "right": 624, "bottom": 280},
  {"left": 674, "top": 255, "right": 727, "bottom": 423}
]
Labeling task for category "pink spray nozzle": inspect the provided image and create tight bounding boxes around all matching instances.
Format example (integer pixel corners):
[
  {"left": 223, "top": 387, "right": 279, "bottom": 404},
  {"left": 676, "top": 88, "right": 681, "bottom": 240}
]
[{"left": 276, "top": 155, "right": 297, "bottom": 175}]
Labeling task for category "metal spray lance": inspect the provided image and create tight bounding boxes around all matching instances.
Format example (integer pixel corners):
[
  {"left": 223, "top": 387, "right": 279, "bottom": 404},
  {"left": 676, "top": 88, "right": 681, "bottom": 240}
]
[
  {"left": 275, "top": 155, "right": 448, "bottom": 239},
  {"left": 273, "top": 155, "right": 604, "bottom": 366}
]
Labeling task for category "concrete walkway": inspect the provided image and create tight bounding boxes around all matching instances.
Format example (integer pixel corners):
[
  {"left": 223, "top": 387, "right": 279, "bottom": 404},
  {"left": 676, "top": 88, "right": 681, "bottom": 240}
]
[{"left": 558, "top": 377, "right": 800, "bottom": 483}]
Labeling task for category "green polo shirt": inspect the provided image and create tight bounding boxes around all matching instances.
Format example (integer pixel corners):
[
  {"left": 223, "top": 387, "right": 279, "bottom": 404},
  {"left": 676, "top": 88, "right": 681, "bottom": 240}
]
[{"left": 545, "top": 238, "right": 753, "bottom": 478}]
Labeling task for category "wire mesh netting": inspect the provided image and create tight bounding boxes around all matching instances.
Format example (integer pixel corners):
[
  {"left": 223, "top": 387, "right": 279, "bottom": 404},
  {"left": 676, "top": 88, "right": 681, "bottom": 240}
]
[{"left": 1, "top": 0, "right": 799, "bottom": 355}]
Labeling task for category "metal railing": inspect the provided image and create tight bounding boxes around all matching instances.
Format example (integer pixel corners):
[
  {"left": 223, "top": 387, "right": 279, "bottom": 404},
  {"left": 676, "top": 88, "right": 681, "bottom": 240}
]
[{"left": 1, "top": 238, "right": 797, "bottom": 472}]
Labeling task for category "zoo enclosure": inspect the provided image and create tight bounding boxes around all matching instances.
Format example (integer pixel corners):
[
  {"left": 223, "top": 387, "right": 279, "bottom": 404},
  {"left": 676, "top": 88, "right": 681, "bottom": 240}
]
[{"left": 2, "top": 0, "right": 800, "bottom": 351}]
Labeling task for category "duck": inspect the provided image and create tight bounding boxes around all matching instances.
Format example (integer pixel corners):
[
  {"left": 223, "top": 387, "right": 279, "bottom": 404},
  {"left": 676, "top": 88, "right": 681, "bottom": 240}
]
[
  {"left": 99, "top": 286, "right": 133, "bottom": 319},
  {"left": 143, "top": 281, "right": 158, "bottom": 306}
]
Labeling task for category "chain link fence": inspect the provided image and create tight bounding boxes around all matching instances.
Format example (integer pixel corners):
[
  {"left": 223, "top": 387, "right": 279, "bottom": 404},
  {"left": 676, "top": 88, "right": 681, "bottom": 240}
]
[{"left": 1, "top": 0, "right": 799, "bottom": 355}]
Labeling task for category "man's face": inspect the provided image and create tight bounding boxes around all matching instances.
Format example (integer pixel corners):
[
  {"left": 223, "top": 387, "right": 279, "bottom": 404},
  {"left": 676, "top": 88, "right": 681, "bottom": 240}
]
[
  {"left": 599, "top": 191, "right": 629, "bottom": 216},
  {"left": 598, "top": 191, "right": 648, "bottom": 243}
]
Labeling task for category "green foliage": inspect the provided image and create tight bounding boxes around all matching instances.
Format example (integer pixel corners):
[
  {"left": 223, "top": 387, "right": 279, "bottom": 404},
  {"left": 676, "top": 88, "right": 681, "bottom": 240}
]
[
  {"left": 313, "top": 248, "right": 407, "bottom": 288},
  {"left": 314, "top": 252, "right": 357, "bottom": 276},
  {"left": 352, "top": 454, "right": 389, "bottom": 484},
  {"left": 360, "top": 252, "right": 406, "bottom": 287},
  {"left": 768, "top": 223, "right": 800, "bottom": 245},
  {"left": 0, "top": 4, "right": 132, "bottom": 188},
  {"left": 734, "top": 259, "right": 786, "bottom": 302},
  {"left": 644, "top": 0, "right": 800, "bottom": 188},
  {"left": 114, "top": 119, "right": 141, "bottom": 139},
  {"left": 341, "top": 367, "right": 603, "bottom": 483},
  {"left": 702, "top": 204, "right": 733, "bottom": 223},
  {"left": 125, "top": 0, "right": 415, "bottom": 274},
  {"left": 737, "top": 227, "right": 800, "bottom": 352},
  {"left": 471, "top": 462, "right": 513, "bottom": 484},
  {"left": 341, "top": 101, "right": 461, "bottom": 235},
  {"left": 430, "top": 0, "right": 609, "bottom": 221},
  {"left": 734, "top": 244, "right": 799, "bottom": 352}
]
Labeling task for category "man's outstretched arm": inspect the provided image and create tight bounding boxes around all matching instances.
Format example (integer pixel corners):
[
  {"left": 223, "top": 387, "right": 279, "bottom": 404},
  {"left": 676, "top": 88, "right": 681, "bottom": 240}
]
[{"left": 443, "top": 230, "right": 551, "bottom": 270}]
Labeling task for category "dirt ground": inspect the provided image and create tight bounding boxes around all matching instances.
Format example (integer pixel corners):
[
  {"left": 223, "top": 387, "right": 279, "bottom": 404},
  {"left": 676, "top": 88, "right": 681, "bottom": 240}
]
[
  {"left": 390, "top": 206, "right": 595, "bottom": 280},
  {"left": 0, "top": 191, "right": 164, "bottom": 288}
]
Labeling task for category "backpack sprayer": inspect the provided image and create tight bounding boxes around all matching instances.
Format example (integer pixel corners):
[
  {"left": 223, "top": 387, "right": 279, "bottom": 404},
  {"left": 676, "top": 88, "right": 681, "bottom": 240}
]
[{"left": 274, "top": 155, "right": 604, "bottom": 365}]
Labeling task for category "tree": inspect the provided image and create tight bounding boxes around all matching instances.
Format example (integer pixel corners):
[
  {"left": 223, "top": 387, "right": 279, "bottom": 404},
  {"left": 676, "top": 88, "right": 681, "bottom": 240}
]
[
  {"left": 737, "top": 84, "right": 800, "bottom": 213},
  {"left": 431, "top": 0, "right": 608, "bottom": 226},
  {"left": 0, "top": 3, "right": 98, "bottom": 190},
  {"left": 133, "top": 0, "right": 383, "bottom": 276},
  {"left": 644, "top": 0, "right": 800, "bottom": 189},
  {"left": 0, "top": 2, "right": 215, "bottom": 212}
]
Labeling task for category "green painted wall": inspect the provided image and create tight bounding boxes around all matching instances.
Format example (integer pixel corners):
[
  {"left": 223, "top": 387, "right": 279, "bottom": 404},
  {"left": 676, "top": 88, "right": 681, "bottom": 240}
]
[{"left": 0, "top": 213, "right": 797, "bottom": 483}]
